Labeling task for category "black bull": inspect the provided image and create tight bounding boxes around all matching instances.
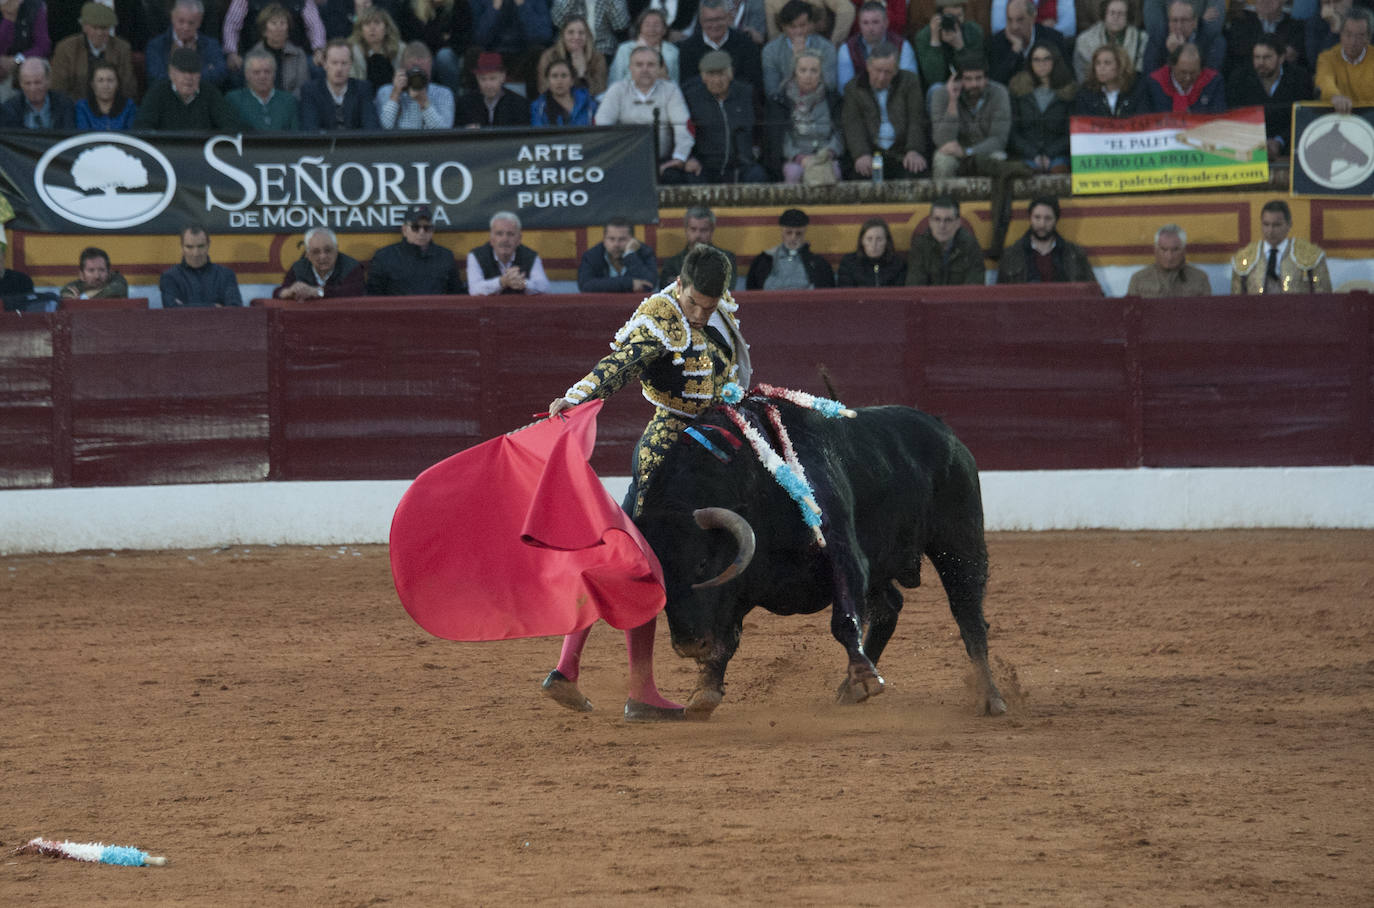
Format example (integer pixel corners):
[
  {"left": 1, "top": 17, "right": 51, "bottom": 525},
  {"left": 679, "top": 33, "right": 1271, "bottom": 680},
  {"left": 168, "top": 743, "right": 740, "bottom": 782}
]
[{"left": 635, "top": 399, "right": 1007, "bottom": 718}]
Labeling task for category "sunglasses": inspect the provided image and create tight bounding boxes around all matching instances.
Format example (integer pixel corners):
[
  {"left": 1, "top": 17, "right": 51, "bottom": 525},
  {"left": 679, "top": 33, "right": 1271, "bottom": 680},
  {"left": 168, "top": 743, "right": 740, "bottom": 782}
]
[{"left": 408, "top": 222, "right": 434, "bottom": 231}]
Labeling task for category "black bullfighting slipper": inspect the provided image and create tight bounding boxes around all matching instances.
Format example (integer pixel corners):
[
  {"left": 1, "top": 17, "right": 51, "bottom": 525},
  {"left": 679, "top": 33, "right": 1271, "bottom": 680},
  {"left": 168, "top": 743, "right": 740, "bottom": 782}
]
[
  {"left": 541, "top": 670, "right": 593, "bottom": 712},
  {"left": 623, "top": 699, "right": 686, "bottom": 722}
]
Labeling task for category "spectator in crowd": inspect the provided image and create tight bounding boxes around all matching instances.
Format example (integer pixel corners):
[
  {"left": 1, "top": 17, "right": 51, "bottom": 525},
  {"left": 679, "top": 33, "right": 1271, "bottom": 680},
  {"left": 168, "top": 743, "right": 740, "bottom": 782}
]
[
  {"left": 349, "top": 6, "right": 404, "bottom": 92},
  {"left": 989, "top": 0, "right": 1066, "bottom": 86},
  {"left": 762, "top": 0, "right": 837, "bottom": 97},
  {"left": 536, "top": 14, "right": 608, "bottom": 96},
  {"left": 729, "top": 0, "right": 767, "bottom": 45},
  {"left": 159, "top": 224, "right": 244, "bottom": 308},
  {"left": 1307, "top": 0, "right": 1352, "bottom": 72},
  {"left": 1230, "top": 199, "right": 1331, "bottom": 294},
  {"left": 1224, "top": 0, "right": 1304, "bottom": 79},
  {"left": 610, "top": 8, "right": 679, "bottom": 85},
  {"left": 1227, "top": 34, "right": 1314, "bottom": 159},
  {"left": 0, "top": 260, "right": 38, "bottom": 311},
  {"left": 376, "top": 40, "right": 455, "bottom": 128},
  {"left": 1316, "top": 7, "right": 1374, "bottom": 113},
  {"left": 60, "top": 247, "right": 129, "bottom": 299},
  {"left": 75, "top": 59, "right": 138, "bottom": 129},
  {"left": 250, "top": 3, "right": 312, "bottom": 95},
  {"left": 1144, "top": 0, "right": 1224, "bottom": 75},
  {"left": 146, "top": 0, "right": 231, "bottom": 90},
  {"left": 906, "top": 196, "right": 986, "bottom": 286},
  {"left": 366, "top": 204, "right": 466, "bottom": 295},
  {"left": 467, "top": 211, "right": 551, "bottom": 295},
  {"left": 136, "top": 47, "right": 241, "bottom": 128},
  {"left": 596, "top": 45, "right": 696, "bottom": 183},
  {"left": 842, "top": 41, "right": 928, "bottom": 179},
  {"left": 837, "top": 1, "right": 916, "bottom": 92},
  {"left": 657, "top": 205, "right": 739, "bottom": 288},
  {"left": 531, "top": 57, "right": 597, "bottom": 123},
  {"left": 316, "top": 0, "right": 366, "bottom": 39},
  {"left": 50, "top": 3, "right": 137, "bottom": 102},
  {"left": 997, "top": 195, "right": 1097, "bottom": 285},
  {"left": 458, "top": 51, "right": 531, "bottom": 126},
  {"left": 1142, "top": 0, "right": 1223, "bottom": 51},
  {"left": 677, "top": 0, "right": 763, "bottom": 94},
  {"left": 48, "top": 1, "right": 158, "bottom": 52},
  {"left": 762, "top": 0, "right": 852, "bottom": 44},
  {"left": 275, "top": 226, "right": 366, "bottom": 298},
  {"left": 300, "top": 37, "right": 382, "bottom": 128},
  {"left": 990, "top": 0, "right": 1074, "bottom": 40},
  {"left": 854, "top": 0, "right": 906, "bottom": 37},
  {"left": 914, "top": 0, "right": 986, "bottom": 93},
  {"left": 471, "top": 0, "right": 554, "bottom": 97},
  {"left": 395, "top": 0, "right": 472, "bottom": 92},
  {"left": 1009, "top": 41, "right": 1075, "bottom": 173},
  {"left": 1072, "top": 0, "right": 1145, "bottom": 83},
  {"left": 227, "top": 48, "right": 302, "bottom": 127},
  {"left": 1147, "top": 41, "right": 1226, "bottom": 113},
  {"left": 746, "top": 208, "right": 835, "bottom": 290},
  {"left": 684, "top": 50, "right": 768, "bottom": 182},
  {"left": 634, "top": 0, "right": 703, "bottom": 43},
  {"left": 224, "top": 0, "right": 326, "bottom": 76},
  {"left": 1127, "top": 224, "right": 1211, "bottom": 297},
  {"left": 768, "top": 48, "right": 844, "bottom": 183},
  {"left": 550, "top": 0, "right": 627, "bottom": 58},
  {"left": 0, "top": 57, "right": 77, "bottom": 129},
  {"left": 1073, "top": 42, "right": 1152, "bottom": 117},
  {"left": 0, "top": 0, "right": 52, "bottom": 105},
  {"left": 836, "top": 217, "right": 906, "bottom": 286},
  {"left": 578, "top": 217, "right": 658, "bottom": 292},
  {"left": 931, "top": 52, "right": 1029, "bottom": 258}
]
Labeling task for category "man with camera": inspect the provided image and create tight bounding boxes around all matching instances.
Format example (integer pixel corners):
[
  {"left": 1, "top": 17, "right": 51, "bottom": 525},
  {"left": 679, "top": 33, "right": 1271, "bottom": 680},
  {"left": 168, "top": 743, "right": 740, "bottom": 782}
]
[
  {"left": 914, "top": 0, "right": 987, "bottom": 93},
  {"left": 376, "top": 40, "right": 455, "bottom": 130}
]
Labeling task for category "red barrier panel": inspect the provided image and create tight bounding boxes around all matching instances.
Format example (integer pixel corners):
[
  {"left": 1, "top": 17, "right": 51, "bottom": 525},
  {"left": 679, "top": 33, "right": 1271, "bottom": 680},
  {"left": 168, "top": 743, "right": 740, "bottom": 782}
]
[
  {"left": 58, "top": 298, "right": 151, "bottom": 311},
  {"left": 1, "top": 289, "right": 1370, "bottom": 489}
]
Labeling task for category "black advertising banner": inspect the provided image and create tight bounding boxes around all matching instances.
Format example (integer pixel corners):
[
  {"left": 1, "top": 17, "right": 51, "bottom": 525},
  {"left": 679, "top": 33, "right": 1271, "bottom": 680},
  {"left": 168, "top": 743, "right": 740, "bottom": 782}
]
[
  {"left": 1290, "top": 103, "right": 1374, "bottom": 197},
  {"left": 0, "top": 127, "right": 658, "bottom": 234}
]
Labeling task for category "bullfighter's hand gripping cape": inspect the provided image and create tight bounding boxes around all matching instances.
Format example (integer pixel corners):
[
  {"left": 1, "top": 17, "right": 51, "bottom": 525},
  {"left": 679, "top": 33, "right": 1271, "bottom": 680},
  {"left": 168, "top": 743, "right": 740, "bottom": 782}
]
[{"left": 389, "top": 399, "right": 667, "bottom": 641}]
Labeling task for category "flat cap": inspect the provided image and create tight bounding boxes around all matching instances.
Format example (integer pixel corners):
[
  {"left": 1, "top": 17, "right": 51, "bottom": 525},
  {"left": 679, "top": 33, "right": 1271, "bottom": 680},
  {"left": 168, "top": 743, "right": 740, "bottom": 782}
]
[
  {"left": 699, "top": 50, "right": 733, "bottom": 72},
  {"left": 81, "top": 2, "right": 118, "bottom": 27},
  {"left": 169, "top": 46, "right": 202, "bottom": 73}
]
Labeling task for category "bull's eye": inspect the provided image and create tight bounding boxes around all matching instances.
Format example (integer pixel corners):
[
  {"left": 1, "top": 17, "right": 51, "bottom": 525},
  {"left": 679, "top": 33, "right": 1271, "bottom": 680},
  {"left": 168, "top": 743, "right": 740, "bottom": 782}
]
[{"left": 695, "top": 558, "right": 710, "bottom": 579}]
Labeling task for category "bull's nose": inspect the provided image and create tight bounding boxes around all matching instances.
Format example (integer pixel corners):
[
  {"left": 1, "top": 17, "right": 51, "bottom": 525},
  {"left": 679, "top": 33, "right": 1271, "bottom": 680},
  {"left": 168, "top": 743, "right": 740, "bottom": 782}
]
[{"left": 672, "top": 638, "right": 712, "bottom": 660}]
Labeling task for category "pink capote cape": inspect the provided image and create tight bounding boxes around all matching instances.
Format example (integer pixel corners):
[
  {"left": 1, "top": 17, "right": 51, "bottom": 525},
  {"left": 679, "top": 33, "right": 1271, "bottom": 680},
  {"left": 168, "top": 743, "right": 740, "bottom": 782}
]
[{"left": 389, "top": 400, "right": 666, "bottom": 640}]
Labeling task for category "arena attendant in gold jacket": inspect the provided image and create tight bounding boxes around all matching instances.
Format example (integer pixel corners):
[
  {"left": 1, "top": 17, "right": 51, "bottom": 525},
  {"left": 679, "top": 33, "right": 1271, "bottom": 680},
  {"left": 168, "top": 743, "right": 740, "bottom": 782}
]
[{"left": 1230, "top": 200, "right": 1332, "bottom": 294}]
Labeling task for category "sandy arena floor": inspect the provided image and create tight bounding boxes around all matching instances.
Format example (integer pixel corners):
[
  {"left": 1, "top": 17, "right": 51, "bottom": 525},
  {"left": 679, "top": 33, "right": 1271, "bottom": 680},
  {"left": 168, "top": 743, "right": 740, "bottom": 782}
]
[{"left": 2, "top": 530, "right": 1371, "bottom": 906}]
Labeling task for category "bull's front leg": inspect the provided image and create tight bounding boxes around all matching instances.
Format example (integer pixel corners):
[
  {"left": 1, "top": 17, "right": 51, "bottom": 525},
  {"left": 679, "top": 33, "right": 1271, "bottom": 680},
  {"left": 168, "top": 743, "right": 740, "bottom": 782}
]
[
  {"left": 829, "top": 548, "right": 884, "bottom": 704},
  {"left": 684, "top": 623, "right": 742, "bottom": 720}
]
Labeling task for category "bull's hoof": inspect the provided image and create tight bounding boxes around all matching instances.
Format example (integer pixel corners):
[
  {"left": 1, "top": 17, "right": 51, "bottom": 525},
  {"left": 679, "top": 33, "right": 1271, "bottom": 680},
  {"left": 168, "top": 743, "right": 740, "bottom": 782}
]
[
  {"left": 985, "top": 695, "right": 1008, "bottom": 716},
  {"left": 684, "top": 687, "right": 722, "bottom": 720},
  {"left": 541, "top": 670, "right": 592, "bottom": 712},
  {"left": 835, "top": 668, "right": 885, "bottom": 705},
  {"left": 624, "top": 699, "right": 686, "bottom": 722}
]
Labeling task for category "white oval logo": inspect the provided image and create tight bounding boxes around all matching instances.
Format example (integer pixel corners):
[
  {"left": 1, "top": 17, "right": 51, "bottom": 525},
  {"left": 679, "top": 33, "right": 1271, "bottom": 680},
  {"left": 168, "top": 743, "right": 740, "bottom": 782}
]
[
  {"left": 34, "top": 133, "right": 177, "bottom": 229},
  {"left": 1296, "top": 113, "right": 1374, "bottom": 191}
]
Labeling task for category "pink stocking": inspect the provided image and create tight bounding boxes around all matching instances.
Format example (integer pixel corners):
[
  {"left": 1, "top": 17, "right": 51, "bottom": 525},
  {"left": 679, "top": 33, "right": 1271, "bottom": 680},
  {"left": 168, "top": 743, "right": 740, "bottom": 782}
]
[
  {"left": 624, "top": 614, "right": 682, "bottom": 708},
  {"left": 554, "top": 625, "right": 593, "bottom": 680}
]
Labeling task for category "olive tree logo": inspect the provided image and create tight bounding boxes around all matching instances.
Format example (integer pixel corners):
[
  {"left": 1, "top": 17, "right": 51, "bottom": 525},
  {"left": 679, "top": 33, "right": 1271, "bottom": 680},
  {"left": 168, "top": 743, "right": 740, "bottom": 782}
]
[{"left": 35, "top": 133, "right": 177, "bottom": 229}]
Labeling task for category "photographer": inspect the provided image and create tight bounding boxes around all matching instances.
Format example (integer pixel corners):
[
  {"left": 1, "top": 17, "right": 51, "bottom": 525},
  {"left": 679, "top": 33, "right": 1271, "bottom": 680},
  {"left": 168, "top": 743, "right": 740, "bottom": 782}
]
[
  {"left": 914, "top": 0, "right": 988, "bottom": 92},
  {"left": 375, "top": 40, "right": 455, "bottom": 129}
]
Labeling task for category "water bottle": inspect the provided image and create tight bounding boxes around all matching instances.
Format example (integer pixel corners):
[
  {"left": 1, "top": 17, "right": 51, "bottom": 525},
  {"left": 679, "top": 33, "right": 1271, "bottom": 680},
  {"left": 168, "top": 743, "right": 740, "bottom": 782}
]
[{"left": 872, "top": 150, "right": 884, "bottom": 184}]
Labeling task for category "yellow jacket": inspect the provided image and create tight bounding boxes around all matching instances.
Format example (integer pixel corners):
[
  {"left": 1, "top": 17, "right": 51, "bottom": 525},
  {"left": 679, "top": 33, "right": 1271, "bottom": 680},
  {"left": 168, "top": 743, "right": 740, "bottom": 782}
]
[{"left": 1315, "top": 45, "right": 1374, "bottom": 104}]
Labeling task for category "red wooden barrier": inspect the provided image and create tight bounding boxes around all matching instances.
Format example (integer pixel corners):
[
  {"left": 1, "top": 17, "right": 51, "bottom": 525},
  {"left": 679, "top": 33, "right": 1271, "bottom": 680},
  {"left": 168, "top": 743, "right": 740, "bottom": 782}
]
[{"left": 1, "top": 288, "right": 1369, "bottom": 490}]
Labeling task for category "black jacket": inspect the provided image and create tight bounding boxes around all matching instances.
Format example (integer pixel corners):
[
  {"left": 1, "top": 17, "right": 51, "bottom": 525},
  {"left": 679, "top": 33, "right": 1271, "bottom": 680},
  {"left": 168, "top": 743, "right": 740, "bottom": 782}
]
[
  {"left": 577, "top": 242, "right": 658, "bottom": 292},
  {"left": 1226, "top": 63, "right": 1315, "bottom": 147},
  {"left": 299, "top": 77, "right": 383, "bottom": 130},
  {"left": 996, "top": 231, "right": 1096, "bottom": 285},
  {"left": 989, "top": 24, "right": 1067, "bottom": 86},
  {"left": 746, "top": 242, "right": 835, "bottom": 290},
  {"left": 836, "top": 252, "right": 906, "bottom": 287},
  {"left": 0, "top": 91, "right": 77, "bottom": 130},
  {"left": 456, "top": 90, "right": 531, "bottom": 128},
  {"left": 683, "top": 78, "right": 761, "bottom": 181},
  {"left": 1072, "top": 77, "right": 1154, "bottom": 118},
  {"left": 366, "top": 240, "right": 465, "bottom": 296},
  {"left": 677, "top": 29, "right": 764, "bottom": 101}
]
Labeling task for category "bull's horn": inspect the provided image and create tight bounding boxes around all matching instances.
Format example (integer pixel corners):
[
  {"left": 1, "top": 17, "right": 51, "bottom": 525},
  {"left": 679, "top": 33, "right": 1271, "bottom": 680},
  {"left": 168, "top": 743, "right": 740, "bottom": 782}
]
[{"left": 691, "top": 507, "right": 756, "bottom": 589}]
